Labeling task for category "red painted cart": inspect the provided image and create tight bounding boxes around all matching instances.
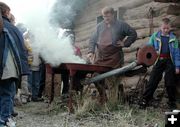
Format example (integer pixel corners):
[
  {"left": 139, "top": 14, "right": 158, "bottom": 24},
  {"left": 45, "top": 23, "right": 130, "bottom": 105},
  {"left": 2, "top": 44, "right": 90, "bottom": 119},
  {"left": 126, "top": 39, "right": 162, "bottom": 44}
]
[{"left": 46, "top": 63, "right": 112, "bottom": 112}]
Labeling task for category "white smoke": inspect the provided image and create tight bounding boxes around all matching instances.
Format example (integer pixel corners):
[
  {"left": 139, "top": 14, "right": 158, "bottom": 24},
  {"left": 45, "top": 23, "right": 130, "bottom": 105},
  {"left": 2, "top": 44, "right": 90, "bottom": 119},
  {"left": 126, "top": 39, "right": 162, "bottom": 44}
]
[
  {"left": 50, "top": 0, "right": 87, "bottom": 28},
  {"left": 1, "top": 0, "right": 86, "bottom": 66}
]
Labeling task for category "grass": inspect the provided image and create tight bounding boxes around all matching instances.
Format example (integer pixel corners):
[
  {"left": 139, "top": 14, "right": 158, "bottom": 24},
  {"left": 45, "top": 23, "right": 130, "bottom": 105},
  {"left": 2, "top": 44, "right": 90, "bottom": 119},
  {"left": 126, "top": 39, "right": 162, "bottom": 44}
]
[
  {"left": 15, "top": 97, "right": 165, "bottom": 127},
  {"left": 74, "top": 100, "right": 165, "bottom": 127}
]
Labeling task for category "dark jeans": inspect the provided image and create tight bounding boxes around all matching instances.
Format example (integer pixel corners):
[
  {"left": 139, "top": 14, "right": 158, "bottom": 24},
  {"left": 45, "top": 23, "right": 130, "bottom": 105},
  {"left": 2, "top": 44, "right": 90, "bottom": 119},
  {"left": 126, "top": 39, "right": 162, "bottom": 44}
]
[
  {"left": 61, "top": 71, "right": 69, "bottom": 95},
  {"left": 0, "top": 78, "right": 16, "bottom": 125},
  {"left": 61, "top": 71, "right": 85, "bottom": 95},
  {"left": 28, "top": 71, "right": 40, "bottom": 98},
  {"left": 38, "top": 64, "right": 46, "bottom": 97},
  {"left": 143, "top": 59, "right": 176, "bottom": 103}
]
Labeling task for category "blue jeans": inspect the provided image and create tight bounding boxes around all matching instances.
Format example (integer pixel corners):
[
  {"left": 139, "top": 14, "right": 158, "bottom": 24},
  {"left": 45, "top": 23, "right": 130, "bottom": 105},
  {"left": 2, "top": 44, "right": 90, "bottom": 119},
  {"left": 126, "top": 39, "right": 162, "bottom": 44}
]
[
  {"left": 0, "top": 78, "right": 16, "bottom": 125},
  {"left": 38, "top": 64, "right": 46, "bottom": 97},
  {"left": 28, "top": 71, "right": 40, "bottom": 98}
]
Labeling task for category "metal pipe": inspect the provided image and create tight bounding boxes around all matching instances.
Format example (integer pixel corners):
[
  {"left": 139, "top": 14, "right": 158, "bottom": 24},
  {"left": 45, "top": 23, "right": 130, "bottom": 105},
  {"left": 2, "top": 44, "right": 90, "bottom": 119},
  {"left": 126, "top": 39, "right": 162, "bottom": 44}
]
[
  {"left": 82, "top": 46, "right": 157, "bottom": 84},
  {"left": 83, "top": 61, "right": 138, "bottom": 84}
]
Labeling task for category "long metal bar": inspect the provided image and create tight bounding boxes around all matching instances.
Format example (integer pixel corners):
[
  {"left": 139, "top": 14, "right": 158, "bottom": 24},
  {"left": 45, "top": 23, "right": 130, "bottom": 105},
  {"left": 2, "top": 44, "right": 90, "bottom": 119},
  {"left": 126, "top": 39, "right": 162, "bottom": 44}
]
[{"left": 84, "top": 61, "right": 138, "bottom": 84}]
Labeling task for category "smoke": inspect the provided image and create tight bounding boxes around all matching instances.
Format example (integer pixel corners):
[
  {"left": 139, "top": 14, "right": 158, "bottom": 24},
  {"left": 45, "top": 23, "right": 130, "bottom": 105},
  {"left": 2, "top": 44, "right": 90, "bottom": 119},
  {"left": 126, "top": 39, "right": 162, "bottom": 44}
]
[
  {"left": 50, "top": 0, "right": 87, "bottom": 28},
  {"left": 1, "top": 0, "right": 87, "bottom": 66}
]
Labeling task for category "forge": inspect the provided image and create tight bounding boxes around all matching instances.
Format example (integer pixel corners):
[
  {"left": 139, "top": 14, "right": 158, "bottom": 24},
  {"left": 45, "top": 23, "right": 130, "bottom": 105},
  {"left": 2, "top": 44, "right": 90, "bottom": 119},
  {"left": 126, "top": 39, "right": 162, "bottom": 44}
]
[{"left": 46, "top": 45, "right": 158, "bottom": 112}]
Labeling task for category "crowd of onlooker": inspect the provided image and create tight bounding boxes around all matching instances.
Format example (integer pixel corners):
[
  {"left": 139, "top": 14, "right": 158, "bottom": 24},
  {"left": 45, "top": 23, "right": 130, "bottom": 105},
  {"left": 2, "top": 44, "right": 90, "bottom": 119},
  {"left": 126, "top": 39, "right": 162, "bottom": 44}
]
[
  {"left": 0, "top": 2, "right": 81, "bottom": 127},
  {"left": 0, "top": 1, "right": 51, "bottom": 126}
]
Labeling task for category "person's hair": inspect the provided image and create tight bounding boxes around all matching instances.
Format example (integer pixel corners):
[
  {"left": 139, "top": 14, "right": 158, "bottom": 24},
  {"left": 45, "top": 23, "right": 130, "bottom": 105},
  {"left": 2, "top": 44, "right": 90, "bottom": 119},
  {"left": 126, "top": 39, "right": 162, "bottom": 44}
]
[
  {"left": 9, "top": 13, "right": 15, "bottom": 24},
  {"left": 102, "top": 6, "right": 114, "bottom": 15},
  {"left": 0, "top": 2, "right": 10, "bottom": 16},
  {"left": 162, "top": 18, "right": 171, "bottom": 25}
]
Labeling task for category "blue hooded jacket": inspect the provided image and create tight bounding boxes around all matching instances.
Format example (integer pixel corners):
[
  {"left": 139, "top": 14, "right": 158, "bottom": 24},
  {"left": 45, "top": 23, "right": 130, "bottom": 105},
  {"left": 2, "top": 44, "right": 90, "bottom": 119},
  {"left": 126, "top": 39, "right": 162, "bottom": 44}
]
[
  {"left": 148, "top": 31, "right": 180, "bottom": 69},
  {"left": 0, "top": 17, "right": 29, "bottom": 78}
]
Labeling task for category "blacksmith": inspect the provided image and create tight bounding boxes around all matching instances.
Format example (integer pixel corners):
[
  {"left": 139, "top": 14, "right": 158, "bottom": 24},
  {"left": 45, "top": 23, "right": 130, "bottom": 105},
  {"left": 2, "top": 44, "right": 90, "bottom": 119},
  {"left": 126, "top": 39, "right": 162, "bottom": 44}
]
[
  {"left": 87, "top": 6, "right": 137, "bottom": 68},
  {"left": 87, "top": 6, "right": 137, "bottom": 104}
]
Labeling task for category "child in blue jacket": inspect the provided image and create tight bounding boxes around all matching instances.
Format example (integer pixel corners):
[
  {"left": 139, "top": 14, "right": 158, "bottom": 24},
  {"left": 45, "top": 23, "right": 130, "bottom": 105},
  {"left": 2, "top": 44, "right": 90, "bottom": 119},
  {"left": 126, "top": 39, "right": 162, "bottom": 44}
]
[{"left": 140, "top": 18, "right": 180, "bottom": 109}]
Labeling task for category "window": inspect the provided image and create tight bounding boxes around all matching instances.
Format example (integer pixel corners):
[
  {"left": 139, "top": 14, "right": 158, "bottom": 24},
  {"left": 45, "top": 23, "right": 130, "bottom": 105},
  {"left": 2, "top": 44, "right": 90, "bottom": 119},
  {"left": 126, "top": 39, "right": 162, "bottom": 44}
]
[
  {"left": 96, "top": 11, "right": 117, "bottom": 24},
  {"left": 117, "top": 7, "right": 126, "bottom": 20}
]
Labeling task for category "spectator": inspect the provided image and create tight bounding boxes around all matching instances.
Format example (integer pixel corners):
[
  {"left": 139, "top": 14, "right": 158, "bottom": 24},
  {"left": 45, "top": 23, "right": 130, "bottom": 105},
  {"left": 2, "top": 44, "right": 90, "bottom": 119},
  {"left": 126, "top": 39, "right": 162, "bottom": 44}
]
[
  {"left": 0, "top": 2, "right": 29, "bottom": 127},
  {"left": 139, "top": 18, "right": 180, "bottom": 109}
]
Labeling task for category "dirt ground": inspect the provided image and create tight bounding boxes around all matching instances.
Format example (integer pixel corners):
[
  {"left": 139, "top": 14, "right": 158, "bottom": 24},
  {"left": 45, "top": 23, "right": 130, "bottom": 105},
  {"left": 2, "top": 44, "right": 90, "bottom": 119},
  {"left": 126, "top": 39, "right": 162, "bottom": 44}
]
[
  {"left": 15, "top": 73, "right": 178, "bottom": 127},
  {"left": 14, "top": 99, "right": 166, "bottom": 127}
]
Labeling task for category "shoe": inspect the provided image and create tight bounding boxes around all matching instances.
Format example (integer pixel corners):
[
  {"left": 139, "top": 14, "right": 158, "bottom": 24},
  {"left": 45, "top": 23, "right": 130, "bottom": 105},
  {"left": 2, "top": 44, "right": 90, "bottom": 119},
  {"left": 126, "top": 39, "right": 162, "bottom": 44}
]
[
  {"left": 5, "top": 118, "right": 16, "bottom": 127},
  {"left": 139, "top": 99, "right": 148, "bottom": 109},
  {"left": 61, "top": 93, "right": 69, "bottom": 100},
  {"left": 27, "top": 95, "right": 32, "bottom": 102},
  {"left": 21, "top": 97, "right": 27, "bottom": 104},
  {"left": 60, "top": 94, "right": 69, "bottom": 103},
  {"left": 32, "top": 97, "right": 44, "bottom": 102},
  {"left": 11, "top": 111, "right": 18, "bottom": 117},
  {"left": 13, "top": 97, "right": 22, "bottom": 106}
]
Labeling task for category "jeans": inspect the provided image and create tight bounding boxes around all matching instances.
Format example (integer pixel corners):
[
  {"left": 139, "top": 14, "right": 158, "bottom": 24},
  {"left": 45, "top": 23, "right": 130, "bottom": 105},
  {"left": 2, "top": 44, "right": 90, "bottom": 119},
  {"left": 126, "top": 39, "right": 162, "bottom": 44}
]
[
  {"left": 61, "top": 71, "right": 69, "bottom": 95},
  {"left": 38, "top": 64, "right": 46, "bottom": 97},
  {"left": 0, "top": 78, "right": 16, "bottom": 125},
  {"left": 28, "top": 71, "right": 40, "bottom": 98}
]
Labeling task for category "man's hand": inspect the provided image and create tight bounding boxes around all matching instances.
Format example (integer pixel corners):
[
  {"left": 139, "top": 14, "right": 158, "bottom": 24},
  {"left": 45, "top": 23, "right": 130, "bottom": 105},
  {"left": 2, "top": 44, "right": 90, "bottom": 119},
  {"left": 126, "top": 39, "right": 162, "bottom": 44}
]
[
  {"left": 87, "top": 53, "right": 95, "bottom": 64},
  {"left": 117, "top": 37, "right": 128, "bottom": 47},
  {"left": 87, "top": 53, "right": 94, "bottom": 59},
  {"left": 175, "top": 68, "right": 180, "bottom": 74},
  {"left": 116, "top": 40, "right": 124, "bottom": 47}
]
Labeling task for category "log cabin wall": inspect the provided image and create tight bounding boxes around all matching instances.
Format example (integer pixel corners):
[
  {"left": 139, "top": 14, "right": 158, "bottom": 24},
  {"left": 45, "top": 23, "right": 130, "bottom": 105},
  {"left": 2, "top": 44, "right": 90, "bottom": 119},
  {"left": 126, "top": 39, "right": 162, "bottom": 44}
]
[{"left": 73, "top": 0, "right": 180, "bottom": 104}]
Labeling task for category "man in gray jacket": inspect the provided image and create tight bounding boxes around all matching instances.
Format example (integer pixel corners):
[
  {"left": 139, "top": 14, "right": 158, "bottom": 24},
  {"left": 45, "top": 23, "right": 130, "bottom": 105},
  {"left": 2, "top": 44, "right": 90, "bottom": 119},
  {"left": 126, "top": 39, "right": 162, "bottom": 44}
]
[
  {"left": 87, "top": 6, "right": 137, "bottom": 68},
  {"left": 87, "top": 6, "right": 137, "bottom": 105}
]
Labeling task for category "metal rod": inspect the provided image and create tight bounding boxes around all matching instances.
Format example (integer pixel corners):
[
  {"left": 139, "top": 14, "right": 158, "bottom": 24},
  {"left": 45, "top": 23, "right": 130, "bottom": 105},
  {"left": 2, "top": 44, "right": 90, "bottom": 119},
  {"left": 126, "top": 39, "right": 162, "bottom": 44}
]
[{"left": 84, "top": 61, "right": 138, "bottom": 84}]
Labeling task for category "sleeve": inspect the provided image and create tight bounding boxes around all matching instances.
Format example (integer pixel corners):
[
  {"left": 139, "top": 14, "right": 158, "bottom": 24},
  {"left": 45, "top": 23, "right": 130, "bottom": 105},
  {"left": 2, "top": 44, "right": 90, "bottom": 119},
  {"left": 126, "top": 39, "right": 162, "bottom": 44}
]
[
  {"left": 15, "top": 28, "right": 30, "bottom": 75},
  {"left": 88, "top": 25, "right": 99, "bottom": 53},
  {"left": 121, "top": 22, "right": 137, "bottom": 47},
  {"left": 147, "top": 33, "right": 156, "bottom": 46},
  {"left": 174, "top": 39, "right": 180, "bottom": 69}
]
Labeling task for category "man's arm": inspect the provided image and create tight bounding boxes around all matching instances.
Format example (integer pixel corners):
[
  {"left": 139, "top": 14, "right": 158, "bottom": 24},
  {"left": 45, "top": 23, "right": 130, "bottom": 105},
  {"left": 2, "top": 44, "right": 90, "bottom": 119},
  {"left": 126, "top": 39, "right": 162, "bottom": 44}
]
[
  {"left": 14, "top": 27, "right": 30, "bottom": 75},
  {"left": 121, "top": 22, "right": 137, "bottom": 47},
  {"left": 88, "top": 26, "right": 99, "bottom": 53}
]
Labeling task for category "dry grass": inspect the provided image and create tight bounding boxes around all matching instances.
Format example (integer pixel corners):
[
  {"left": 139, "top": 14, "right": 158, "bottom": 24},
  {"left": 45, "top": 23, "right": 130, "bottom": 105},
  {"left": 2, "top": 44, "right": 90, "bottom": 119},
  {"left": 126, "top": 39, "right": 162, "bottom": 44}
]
[
  {"left": 74, "top": 100, "right": 165, "bottom": 127},
  {"left": 15, "top": 96, "right": 165, "bottom": 127}
]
